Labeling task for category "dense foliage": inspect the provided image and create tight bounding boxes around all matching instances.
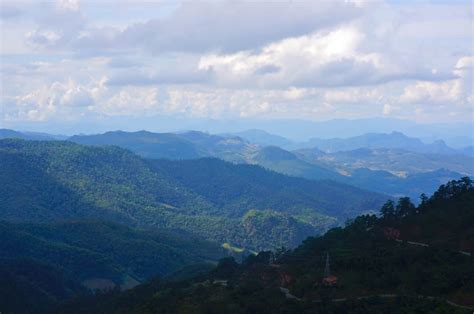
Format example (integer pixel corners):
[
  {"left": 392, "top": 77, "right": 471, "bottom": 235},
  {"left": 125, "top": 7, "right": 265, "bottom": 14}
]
[
  {"left": 57, "top": 179, "right": 473, "bottom": 313},
  {"left": 0, "top": 258, "right": 85, "bottom": 314},
  {"left": 0, "top": 220, "right": 222, "bottom": 313},
  {"left": 0, "top": 139, "right": 386, "bottom": 250},
  {"left": 67, "top": 129, "right": 470, "bottom": 198}
]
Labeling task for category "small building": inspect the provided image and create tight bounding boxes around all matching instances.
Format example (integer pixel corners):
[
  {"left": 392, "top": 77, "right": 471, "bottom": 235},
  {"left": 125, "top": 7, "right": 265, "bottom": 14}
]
[
  {"left": 383, "top": 227, "right": 401, "bottom": 240},
  {"left": 322, "top": 275, "right": 338, "bottom": 286}
]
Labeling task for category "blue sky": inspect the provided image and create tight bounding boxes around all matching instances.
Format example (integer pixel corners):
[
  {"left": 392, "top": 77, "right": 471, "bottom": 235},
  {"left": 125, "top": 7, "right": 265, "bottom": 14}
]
[{"left": 0, "top": 0, "right": 472, "bottom": 131}]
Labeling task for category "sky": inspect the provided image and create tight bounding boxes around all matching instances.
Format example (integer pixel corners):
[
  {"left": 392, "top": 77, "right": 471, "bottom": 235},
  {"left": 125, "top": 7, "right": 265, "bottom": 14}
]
[{"left": 0, "top": 0, "right": 473, "bottom": 132}]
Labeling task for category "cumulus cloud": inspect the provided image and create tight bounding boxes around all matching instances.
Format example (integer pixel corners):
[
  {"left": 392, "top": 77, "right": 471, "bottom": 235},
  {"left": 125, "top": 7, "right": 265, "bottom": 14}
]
[
  {"left": 13, "top": 1, "right": 366, "bottom": 56},
  {"left": 25, "top": 30, "right": 61, "bottom": 47},
  {"left": 22, "top": 0, "right": 85, "bottom": 50},
  {"left": 400, "top": 56, "right": 473, "bottom": 107},
  {"left": 9, "top": 80, "right": 94, "bottom": 121},
  {"left": 1, "top": 0, "right": 472, "bottom": 124},
  {"left": 198, "top": 25, "right": 446, "bottom": 88},
  {"left": 57, "top": 0, "right": 80, "bottom": 12},
  {"left": 115, "top": 1, "right": 365, "bottom": 54}
]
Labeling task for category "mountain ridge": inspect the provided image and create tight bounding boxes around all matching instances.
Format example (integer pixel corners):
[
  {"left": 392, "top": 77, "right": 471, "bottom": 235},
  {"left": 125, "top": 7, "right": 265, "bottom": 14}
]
[{"left": 0, "top": 138, "right": 387, "bottom": 251}]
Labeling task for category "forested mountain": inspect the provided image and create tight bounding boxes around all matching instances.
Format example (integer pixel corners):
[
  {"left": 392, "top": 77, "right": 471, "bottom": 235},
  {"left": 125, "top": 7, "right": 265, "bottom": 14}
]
[
  {"left": 1, "top": 136, "right": 471, "bottom": 313},
  {"left": 298, "top": 131, "right": 459, "bottom": 155},
  {"left": 152, "top": 158, "right": 374, "bottom": 219},
  {"left": 64, "top": 130, "right": 470, "bottom": 198},
  {"left": 0, "top": 258, "right": 86, "bottom": 314},
  {"left": 57, "top": 178, "right": 474, "bottom": 314},
  {"left": 0, "top": 220, "right": 221, "bottom": 282},
  {"left": 221, "top": 129, "right": 294, "bottom": 148},
  {"left": 0, "top": 139, "right": 386, "bottom": 251},
  {"left": 251, "top": 146, "right": 339, "bottom": 181},
  {"left": 245, "top": 147, "right": 467, "bottom": 199},
  {"left": 3, "top": 128, "right": 470, "bottom": 199},
  {"left": 69, "top": 130, "right": 257, "bottom": 162},
  {"left": 0, "top": 220, "right": 221, "bottom": 314},
  {"left": 69, "top": 131, "right": 206, "bottom": 159},
  {"left": 0, "top": 129, "right": 61, "bottom": 141}
]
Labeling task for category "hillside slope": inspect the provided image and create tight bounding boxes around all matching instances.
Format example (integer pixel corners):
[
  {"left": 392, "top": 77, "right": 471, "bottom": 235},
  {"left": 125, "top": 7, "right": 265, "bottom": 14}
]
[
  {"left": 66, "top": 130, "right": 467, "bottom": 198},
  {"left": 0, "top": 220, "right": 221, "bottom": 314},
  {"left": 0, "top": 220, "right": 221, "bottom": 283},
  {"left": 58, "top": 178, "right": 474, "bottom": 313},
  {"left": 0, "top": 139, "right": 387, "bottom": 250}
]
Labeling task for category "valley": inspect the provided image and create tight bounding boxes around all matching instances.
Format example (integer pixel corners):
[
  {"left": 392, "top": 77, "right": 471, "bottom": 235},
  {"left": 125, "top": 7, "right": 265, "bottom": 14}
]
[
  {"left": 51, "top": 178, "right": 474, "bottom": 313},
  {"left": 0, "top": 130, "right": 472, "bottom": 313}
]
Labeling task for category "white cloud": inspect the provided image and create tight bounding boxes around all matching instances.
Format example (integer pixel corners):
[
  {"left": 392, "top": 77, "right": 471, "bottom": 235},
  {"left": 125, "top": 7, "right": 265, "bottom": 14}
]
[
  {"left": 1, "top": 0, "right": 473, "bottom": 125},
  {"left": 57, "top": 0, "right": 80, "bottom": 12},
  {"left": 25, "top": 30, "right": 61, "bottom": 47},
  {"left": 101, "top": 87, "right": 161, "bottom": 116},
  {"left": 198, "top": 25, "right": 440, "bottom": 88},
  {"left": 400, "top": 56, "right": 473, "bottom": 108},
  {"left": 9, "top": 80, "right": 94, "bottom": 121}
]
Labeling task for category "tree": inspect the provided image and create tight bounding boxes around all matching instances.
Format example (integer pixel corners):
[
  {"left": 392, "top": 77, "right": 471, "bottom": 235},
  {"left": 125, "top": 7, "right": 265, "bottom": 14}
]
[
  {"left": 380, "top": 200, "right": 395, "bottom": 220},
  {"left": 395, "top": 197, "right": 415, "bottom": 217},
  {"left": 213, "top": 257, "right": 239, "bottom": 277}
]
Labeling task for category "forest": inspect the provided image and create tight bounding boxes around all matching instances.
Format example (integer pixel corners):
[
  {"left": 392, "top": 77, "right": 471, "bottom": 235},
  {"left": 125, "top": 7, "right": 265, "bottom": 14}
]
[
  {"left": 17, "top": 178, "right": 470, "bottom": 314},
  {"left": 0, "top": 138, "right": 386, "bottom": 250}
]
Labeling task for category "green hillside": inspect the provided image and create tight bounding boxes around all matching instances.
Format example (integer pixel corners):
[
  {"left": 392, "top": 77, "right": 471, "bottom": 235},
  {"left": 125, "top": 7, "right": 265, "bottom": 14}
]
[
  {"left": 0, "top": 139, "right": 386, "bottom": 250},
  {"left": 0, "top": 258, "right": 85, "bottom": 314},
  {"left": 0, "top": 221, "right": 221, "bottom": 282},
  {"left": 152, "top": 158, "right": 383, "bottom": 219},
  {"left": 65, "top": 130, "right": 467, "bottom": 198},
  {"left": 0, "top": 220, "right": 221, "bottom": 314},
  {"left": 70, "top": 131, "right": 205, "bottom": 160},
  {"left": 57, "top": 178, "right": 474, "bottom": 313}
]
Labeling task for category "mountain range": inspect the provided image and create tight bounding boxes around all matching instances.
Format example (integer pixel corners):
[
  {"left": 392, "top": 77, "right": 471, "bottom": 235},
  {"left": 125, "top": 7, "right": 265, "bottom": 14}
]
[
  {"left": 0, "top": 127, "right": 472, "bottom": 313},
  {"left": 0, "top": 138, "right": 385, "bottom": 252},
  {"left": 5, "top": 117, "right": 472, "bottom": 145},
  {"left": 65, "top": 129, "right": 473, "bottom": 199},
  {"left": 2, "top": 128, "right": 471, "bottom": 200}
]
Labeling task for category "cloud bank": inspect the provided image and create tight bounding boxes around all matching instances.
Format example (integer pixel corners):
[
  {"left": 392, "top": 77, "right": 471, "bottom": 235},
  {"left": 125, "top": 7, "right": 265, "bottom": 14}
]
[{"left": 1, "top": 0, "right": 472, "bottom": 125}]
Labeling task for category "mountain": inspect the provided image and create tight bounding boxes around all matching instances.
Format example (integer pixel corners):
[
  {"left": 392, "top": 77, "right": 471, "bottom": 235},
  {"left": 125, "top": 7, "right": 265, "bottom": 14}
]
[
  {"left": 0, "top": 220, "right": 221, "bottom": 285},
  {"left": 344, "top": 168, "right": 465, "bottom": 199},
  {"left": 177, "top": 131, "right": 257, "bottom": 163},
  {"left": 6, "top": 117, "right": 472, "bottom": 142},
  {"left": 0, "top": 257, "right": 86, "bottom": 314},
  {"left": 296, "top": 147, "right": 474, "bottom": 177},
  {"left": 430, "top": 135, "right": 474, "bottom": 149},
  {"left": 67, "top": 130, "right": 468, "bottom": 199},
  {"left": 297, "top": 131, "right": 459, "bottom": 155},
  {"left": 0, "top": 139, "right": 387, "bottom": 251},
  {"left": 152, "top": 157, "right": 381, "bottom": 219},
  {"left": 221, "top": 129, "right": 294, "bottom": 148},
  {"left": 70, "top": 130, "right": 258, "bottom": 163},
  {"left": 69, "top": 130, "right": 205, "bottom": 160},
  {"left": 251, "top": 146, "right": 340, "bottom": 181},
  {"left": 246, "top": 147, "right": 466, "bottom": 199},
  {"left": 56, "top": 178, "right": 474, "bottom": 314},
  {"left": 5, "top": 129, "right": 466, "bottom": 200},
  {"left": 0, "top": 220, "right": 221, "bottom": 314},
  {"left": 0, "top": 129, "right": 62, "bottom": 141}
]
